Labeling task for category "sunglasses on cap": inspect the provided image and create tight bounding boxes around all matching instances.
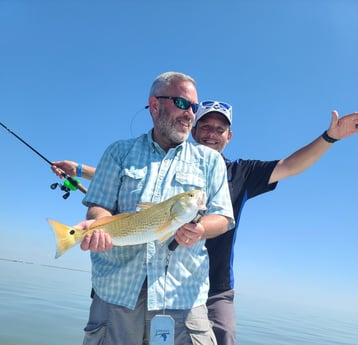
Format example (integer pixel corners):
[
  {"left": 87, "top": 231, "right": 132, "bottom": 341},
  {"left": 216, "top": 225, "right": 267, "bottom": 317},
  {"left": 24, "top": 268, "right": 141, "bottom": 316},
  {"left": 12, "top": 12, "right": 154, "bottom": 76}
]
[
  {"left": 156, "top": 96, "right": 199, "bottom": 113},
  {"left": 200, "top": 100, "right": 232, "bottom": 111}
]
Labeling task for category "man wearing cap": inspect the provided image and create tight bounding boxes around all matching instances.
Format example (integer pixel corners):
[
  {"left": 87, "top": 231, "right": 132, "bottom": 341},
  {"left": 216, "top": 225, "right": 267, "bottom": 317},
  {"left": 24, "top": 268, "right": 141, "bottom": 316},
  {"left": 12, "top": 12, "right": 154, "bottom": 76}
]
[
  {"left": 191, "top": 101, "right": 358, "bottom": 345},
  {"left": 52, "top": 101, "right": 358, "bottom": 345}
]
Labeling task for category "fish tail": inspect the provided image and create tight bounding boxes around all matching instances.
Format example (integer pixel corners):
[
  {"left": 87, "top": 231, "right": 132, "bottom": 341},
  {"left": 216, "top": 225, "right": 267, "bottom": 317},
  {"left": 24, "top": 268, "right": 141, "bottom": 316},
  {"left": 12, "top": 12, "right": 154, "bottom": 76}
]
[{"left": 47, "top": 219, "right": 84, "bottom": 258}]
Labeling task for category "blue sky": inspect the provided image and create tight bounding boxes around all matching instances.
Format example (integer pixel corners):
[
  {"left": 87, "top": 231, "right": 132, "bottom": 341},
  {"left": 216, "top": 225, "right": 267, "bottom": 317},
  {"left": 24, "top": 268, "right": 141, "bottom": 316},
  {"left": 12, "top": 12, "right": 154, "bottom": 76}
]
[{"left": 0, "top": 0, "right": 357, "bottom": 318}]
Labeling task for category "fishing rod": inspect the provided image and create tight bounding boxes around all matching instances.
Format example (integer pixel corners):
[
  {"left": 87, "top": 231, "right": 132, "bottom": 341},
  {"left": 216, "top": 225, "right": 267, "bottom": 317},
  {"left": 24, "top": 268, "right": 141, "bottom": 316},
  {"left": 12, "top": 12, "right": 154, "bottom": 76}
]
[{"left": 0, "top": 120, "right": 87, "bottom": 199}]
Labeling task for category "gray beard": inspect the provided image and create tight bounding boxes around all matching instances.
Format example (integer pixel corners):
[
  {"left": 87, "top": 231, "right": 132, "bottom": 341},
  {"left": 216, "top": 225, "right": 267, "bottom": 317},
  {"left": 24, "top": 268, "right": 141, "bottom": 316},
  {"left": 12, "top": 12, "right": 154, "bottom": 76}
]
[{"left": 157, "top": 110, "right": 190, "bottom": 146}]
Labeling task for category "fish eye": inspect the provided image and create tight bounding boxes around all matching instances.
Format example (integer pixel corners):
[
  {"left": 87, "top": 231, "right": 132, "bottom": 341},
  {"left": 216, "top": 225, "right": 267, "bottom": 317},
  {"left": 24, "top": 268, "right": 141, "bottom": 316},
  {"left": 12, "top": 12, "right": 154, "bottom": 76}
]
[{"left": 69, "top": 229, "right": 76, "bottom": 235}]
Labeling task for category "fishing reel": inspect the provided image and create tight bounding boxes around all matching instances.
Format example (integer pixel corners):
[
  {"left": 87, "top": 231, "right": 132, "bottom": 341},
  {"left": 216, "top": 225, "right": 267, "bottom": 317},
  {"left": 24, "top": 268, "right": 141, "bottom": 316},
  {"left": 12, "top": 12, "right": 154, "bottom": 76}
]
[{"left": 50, "top": 178, "right": 79, "bottom": 200}]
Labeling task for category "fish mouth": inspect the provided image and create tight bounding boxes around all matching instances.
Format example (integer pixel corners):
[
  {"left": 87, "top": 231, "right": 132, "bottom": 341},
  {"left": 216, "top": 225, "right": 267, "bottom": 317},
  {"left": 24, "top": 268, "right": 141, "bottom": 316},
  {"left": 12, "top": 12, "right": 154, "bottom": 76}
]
[{"left": 197, "top": 191, "right": 207, "bottom": 210}]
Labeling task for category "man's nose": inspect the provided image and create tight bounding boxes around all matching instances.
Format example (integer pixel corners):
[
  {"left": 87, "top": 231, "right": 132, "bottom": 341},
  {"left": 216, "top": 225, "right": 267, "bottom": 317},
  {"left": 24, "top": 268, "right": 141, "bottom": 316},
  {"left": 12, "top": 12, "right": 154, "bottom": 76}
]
[
  {"left": 207, "top": 127, "right": 219, "bottom": 136},
  {"left": 184, "top": 111, "right": 195, "bottom": 123}
]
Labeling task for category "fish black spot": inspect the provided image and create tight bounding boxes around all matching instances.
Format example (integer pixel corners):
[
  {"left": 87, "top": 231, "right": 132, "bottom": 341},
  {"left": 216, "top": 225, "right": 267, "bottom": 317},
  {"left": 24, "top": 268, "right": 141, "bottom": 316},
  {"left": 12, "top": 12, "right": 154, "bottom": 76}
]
[{"left": 69, "top": 229, "right": 76, "bottom": 235}]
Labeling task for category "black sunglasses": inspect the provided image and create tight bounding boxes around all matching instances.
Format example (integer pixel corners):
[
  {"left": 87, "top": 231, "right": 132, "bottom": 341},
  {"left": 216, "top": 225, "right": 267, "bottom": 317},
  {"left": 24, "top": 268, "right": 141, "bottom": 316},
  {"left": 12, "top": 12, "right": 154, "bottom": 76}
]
[{"left": 156, "top": 96, "right": 199, "bottom": 113}]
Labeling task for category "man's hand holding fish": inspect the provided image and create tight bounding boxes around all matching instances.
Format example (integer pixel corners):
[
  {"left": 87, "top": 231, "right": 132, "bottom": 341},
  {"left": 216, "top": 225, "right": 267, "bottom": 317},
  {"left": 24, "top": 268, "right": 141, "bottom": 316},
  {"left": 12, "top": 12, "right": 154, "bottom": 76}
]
[
  {"left": 79, "top": 207, "right": 113, "bottom": 253},
  {"left": 80, "top": 229, "right": 113, "bottom": 253}
]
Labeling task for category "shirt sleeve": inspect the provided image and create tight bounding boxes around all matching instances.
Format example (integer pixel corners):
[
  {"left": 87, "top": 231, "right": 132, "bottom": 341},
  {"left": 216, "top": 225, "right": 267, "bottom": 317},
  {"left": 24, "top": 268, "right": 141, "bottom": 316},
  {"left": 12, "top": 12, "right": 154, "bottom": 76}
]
[
  {"left": 82, "top": 141, "right": 123, "bottom": 213},
  {"left": 205, "top": 152, "right": 235, "bottom": 228}
]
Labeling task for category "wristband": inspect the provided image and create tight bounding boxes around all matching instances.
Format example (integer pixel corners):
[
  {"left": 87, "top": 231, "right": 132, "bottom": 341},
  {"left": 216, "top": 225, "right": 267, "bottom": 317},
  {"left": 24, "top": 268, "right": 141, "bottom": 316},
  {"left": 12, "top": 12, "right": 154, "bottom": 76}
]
[
  {"left": 77, "top": 163, "right": 83, "bottom": 177},
  {"left": 322, "top": 130, "right": 339, "bottom": 143}
]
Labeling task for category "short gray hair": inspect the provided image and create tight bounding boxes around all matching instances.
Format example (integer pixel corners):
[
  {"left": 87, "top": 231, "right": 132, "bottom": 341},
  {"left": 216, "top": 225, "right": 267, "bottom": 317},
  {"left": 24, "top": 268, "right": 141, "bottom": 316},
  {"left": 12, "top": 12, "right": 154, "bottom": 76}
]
[{"left": 149, "top": 71, "right": 196, "bottom": 97}]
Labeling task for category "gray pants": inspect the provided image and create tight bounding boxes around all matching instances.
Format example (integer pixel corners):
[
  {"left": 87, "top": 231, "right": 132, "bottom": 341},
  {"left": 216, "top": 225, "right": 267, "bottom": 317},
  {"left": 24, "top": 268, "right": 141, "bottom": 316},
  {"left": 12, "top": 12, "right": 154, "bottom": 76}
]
[
  {"left": 207, "top": 289, "right": 236, "bottom": 345},
  {"left": 83, "top": 282, "right": 217, "bottom": 345}
]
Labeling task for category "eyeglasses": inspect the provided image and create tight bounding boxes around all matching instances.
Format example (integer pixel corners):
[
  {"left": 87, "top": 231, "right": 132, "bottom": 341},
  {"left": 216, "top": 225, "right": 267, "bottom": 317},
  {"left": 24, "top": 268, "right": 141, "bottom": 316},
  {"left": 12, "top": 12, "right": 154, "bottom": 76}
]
[
  {"left": 200, "top": 100, "right": 232, "bottom": 111},
  {"left": 156, "top": 96, "right": 199, "bottom": 113}
]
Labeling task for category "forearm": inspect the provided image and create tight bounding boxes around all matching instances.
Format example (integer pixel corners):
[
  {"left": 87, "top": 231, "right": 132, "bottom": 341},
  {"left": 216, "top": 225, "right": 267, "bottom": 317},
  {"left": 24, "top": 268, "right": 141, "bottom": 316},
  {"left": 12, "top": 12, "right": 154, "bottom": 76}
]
[
  {"left": 86, "top": 205, "right": 112, "bottom": 220},
  {"left": 200, "top": 214, "right": 231, "bottom": 239},
  {"left": 270, "top": 135, "right": 332, "bottom": 183},
  {"left": 79, "top": 164, "right": 96, "bottom": 180},
  {"left": 51, "top": 160, "right": 96, "bottom": 180},
  {"left": 174, "top": 214, "right": 231, "bottom": 247},
  {"left": 269, "top": 110, "right": 358, "bottom": 184}
]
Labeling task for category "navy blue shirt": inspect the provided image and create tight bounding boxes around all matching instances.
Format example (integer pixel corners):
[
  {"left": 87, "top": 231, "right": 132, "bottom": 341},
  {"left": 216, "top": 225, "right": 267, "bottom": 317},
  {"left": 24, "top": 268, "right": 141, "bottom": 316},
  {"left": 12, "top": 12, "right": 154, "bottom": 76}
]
[{"left": 206, "top": 158, "right": 279, "bottom": 293}]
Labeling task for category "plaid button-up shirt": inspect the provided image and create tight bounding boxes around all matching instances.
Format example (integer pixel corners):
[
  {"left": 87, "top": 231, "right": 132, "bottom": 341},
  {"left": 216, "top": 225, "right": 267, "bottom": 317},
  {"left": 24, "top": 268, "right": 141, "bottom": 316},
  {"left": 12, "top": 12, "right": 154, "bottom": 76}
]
[{"left": 83, "top": 130, "right": 234, "bottom": 310}]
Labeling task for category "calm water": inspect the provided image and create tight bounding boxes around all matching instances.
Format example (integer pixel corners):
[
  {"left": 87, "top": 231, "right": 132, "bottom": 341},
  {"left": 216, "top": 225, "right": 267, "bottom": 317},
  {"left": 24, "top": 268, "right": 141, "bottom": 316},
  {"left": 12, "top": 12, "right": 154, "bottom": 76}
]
[{"left": 1, "top": 259, "right": 357, "bottom": 345}]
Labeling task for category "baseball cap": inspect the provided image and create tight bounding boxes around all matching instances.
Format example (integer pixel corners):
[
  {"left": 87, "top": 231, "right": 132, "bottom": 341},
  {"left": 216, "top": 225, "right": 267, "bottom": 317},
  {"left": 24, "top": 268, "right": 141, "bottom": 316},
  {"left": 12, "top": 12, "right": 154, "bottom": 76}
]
[{"left": 193, "top": 100, "right": 233, "bottom": 127}]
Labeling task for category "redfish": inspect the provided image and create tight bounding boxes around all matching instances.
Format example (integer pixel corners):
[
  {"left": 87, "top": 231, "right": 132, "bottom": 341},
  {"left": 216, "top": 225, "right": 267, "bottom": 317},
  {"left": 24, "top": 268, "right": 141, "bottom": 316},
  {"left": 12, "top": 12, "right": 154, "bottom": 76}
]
[{"left": 48, "top": 190, "right": 206, "bottom": 258}]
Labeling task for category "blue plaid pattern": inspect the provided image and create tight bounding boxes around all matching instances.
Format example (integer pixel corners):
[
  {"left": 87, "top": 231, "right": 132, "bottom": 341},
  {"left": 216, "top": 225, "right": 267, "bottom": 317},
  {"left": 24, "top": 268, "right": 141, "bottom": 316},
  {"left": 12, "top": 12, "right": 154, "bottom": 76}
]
[{"left": 83, "top": 130, "right": 234, "bottom": 310}]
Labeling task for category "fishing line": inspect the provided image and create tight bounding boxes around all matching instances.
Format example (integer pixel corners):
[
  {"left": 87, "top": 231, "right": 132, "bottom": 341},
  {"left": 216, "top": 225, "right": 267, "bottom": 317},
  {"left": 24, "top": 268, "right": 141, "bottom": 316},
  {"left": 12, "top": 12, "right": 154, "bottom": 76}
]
[
  {"left": 150, "top": 212, "right": 203, "bottom": 344},
  {"left": 129, "top": 105, "right": 151, "bottom": 138},
  {"left": 0, "top": 120, "right": 87, "bottom": 199}
]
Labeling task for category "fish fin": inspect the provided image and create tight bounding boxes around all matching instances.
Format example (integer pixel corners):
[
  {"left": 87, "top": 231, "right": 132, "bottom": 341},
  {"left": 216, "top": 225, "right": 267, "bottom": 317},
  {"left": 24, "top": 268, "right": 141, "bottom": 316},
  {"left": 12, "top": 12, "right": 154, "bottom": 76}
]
[
  {"left": 90, "top": 213, "right": 132, "bottom": 228},
  {"left": 154, "top": 220, "right": 171, "bottom": 234},
  {"left": 136, "top": 202, "right": 155, "bottom": 210},
  {"left": 47, "top": 219, "right": 84, "bottom": 259}
]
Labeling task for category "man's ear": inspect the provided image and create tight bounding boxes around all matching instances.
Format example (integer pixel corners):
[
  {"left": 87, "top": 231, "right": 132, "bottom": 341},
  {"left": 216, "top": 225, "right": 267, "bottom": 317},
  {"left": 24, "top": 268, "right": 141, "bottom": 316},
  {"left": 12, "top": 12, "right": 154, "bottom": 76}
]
[
  {"left": 148, "top": 96, "right": 159, "bottom": 117},
  {"left": 191, "top": 126, "right": 197, "bottom": 139},
  {"left": 227, "top": 130, "right": 233, "bottom": 143}
]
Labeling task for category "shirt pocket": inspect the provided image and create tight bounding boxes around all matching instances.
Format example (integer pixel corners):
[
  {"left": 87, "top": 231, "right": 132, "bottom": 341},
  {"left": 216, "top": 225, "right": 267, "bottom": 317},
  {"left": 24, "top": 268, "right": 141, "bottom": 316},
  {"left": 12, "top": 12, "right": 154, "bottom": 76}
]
[
  {"left": 119, "top": 166, "right": 147, "bottom": 198},
  {"left": 174, "top": 171, "right": 206, "bottom": 190}
]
